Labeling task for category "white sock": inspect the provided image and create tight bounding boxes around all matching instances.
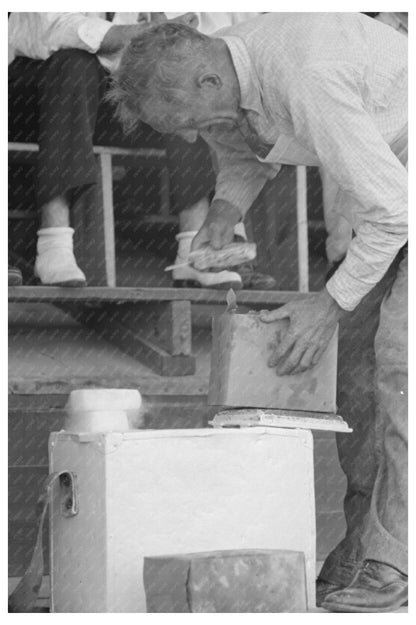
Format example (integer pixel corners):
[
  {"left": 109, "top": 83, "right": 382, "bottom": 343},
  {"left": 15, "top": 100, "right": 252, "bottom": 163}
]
[
  {"left": 36, "top": 227, "right": 75, "bottom": 253},
  {"left": 35, "top": 227, "right": 86, "bottom": 285},
  {"left": 175, "top": 230, "right": 198, "bottom": 264}
]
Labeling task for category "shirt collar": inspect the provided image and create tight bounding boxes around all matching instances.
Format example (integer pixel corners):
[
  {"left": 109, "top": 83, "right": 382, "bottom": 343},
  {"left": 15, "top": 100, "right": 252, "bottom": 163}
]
[{"left": 219, "top": 35, "right": 263, "bottom": 115}]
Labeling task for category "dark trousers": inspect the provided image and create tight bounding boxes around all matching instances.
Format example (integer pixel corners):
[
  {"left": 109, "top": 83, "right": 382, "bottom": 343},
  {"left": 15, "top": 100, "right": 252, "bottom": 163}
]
[
  {"left": 320, "top": 245, "right": 408, "bottom": 583},
  {"left": 8, "top": 50, "right": 214, "bottom": 212}
]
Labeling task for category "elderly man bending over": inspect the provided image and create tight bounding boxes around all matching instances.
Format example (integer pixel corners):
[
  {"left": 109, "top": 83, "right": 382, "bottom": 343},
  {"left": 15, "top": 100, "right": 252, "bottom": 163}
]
[{"left": 110, "top": 13, "right": 407, "bottom": 613}]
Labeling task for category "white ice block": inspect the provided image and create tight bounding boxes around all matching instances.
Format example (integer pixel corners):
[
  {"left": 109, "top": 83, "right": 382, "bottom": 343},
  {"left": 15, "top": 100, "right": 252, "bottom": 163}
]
[
  {"left": 49, "top": 428, "right": 316, "bottom": 612},
  {"left": 64, "top": 388, "right": 143, "bottom": 431}
]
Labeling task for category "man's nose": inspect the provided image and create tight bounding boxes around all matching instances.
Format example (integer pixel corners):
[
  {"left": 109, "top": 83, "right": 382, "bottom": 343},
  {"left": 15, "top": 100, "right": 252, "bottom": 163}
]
[{"left": 177, "top": 130, "right": 198, "bottom": 143}]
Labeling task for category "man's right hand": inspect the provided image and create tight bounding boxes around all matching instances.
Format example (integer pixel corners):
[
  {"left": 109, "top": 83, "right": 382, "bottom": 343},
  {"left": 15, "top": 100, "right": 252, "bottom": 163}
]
[{"left": 191, "top": 200, "right": 242, "bottom": 251}]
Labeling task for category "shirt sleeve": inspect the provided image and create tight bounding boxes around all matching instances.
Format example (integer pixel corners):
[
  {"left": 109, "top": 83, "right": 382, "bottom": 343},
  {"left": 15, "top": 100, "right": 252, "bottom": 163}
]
[
  {"left": 200, "top": 127, "right": 281, "bottom": 217},
  {"left": 8, "top": 13, "right": 112, "bottom": 60},
  {"left": 287, "top": 64, "right": 407, "bottom": 311}
]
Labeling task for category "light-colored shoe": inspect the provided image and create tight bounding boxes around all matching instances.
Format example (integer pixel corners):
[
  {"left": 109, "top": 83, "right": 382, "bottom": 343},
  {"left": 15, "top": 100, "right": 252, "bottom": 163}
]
[
  {"left": 34, "top": 227, "right": 87, "bottom": 287},
  {"left": 8, "top": 266, "right": 23, "bottom": 286},
  {"left": 172, "top": 231, "right": 242, "bottom": 290}
]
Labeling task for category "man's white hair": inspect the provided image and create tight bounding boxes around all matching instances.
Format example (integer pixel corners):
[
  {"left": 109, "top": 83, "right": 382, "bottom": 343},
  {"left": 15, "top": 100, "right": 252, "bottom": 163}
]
[{"left": 108, "top": 22, "right": 210, "bottom": 133}]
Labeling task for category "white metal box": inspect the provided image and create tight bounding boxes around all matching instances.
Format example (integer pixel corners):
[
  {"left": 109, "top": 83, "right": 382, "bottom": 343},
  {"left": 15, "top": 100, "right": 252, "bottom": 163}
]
[{"left": 49, "top": 428, "right": 316, "bottom": 612}]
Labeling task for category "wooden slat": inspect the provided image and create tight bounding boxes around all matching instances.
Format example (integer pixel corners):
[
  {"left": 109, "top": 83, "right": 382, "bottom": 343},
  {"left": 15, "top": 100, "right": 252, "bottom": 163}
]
[
  {"left": 60, "top": 303, "right": 196, "bottom": 377},
  {"left": 8, "top": 286, "right": 316, "bottom": 305},
  {"left": 98, "top": 153, "right": 116, "bottom": 287},
  {"left": 93, "top": 145, "right": 165, "bottom": 159},
  {"left": 159, "top": 165, "right": 171, "bottom": 217},
  {"left": 8, "top": 141, "right": 166, "bottom": 161},
  {"left": 84, "top": 319, "right": 196, "bottom": 377},
  {"left": 8, "top": 376, "right": 209, "bottom": 397},
  {"left": 156, "top": 301, "right": 192, "bottom": 355},
  {"left": 8, "top": 142, "right": 39, "bottom": 153}
]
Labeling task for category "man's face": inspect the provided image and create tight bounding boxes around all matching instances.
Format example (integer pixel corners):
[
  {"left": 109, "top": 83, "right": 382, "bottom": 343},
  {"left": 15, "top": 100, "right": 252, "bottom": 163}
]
[{"left": 140, "top": 80, "right": 239, "bottom": 142}]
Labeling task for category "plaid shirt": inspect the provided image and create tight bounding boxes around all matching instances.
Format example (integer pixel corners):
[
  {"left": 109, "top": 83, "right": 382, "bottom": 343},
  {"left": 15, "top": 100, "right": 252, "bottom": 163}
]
[{"left": 202, "top": 13, "right": 407, "bottom": 310}]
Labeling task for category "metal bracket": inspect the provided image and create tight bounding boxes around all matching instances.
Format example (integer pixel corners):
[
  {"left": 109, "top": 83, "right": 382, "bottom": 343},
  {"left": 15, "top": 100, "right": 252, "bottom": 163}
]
[{"left": 58, "top": 471, "right": 78, "bottom": 517}]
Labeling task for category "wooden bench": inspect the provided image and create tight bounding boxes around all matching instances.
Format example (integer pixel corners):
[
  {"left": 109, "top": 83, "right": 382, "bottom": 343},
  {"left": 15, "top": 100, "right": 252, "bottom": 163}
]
[
  {"left": 9, "top": 286, "right": 316, "bottom": 377},
  {"left": 9, "top": 141, "right": 312, "bottom": 376}
]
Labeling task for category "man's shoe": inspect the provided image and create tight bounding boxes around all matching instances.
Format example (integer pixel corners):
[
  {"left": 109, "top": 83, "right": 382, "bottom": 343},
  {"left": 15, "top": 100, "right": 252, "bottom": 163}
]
[
  {"left": 322, "top": 560, "right": 408, "bottom": 612},
  {"left": 172, "top": 230, "right": 242, "bottom": 290},
  {"left": 316, "top": 578, "right": 343, "bottom": 607},
  {"left": 8, "top": 266, "right": 23, "bottom": 286},
  {"left": 173, "top": 267, "right": 242, "bottom": 290}
]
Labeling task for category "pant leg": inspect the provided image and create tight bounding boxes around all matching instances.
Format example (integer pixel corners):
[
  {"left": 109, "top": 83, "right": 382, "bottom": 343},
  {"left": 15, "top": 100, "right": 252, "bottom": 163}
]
[
  {"left": 361, "top": 247, "right": 408, "bottom": 573},
  {"left": 9, "top": 57, "right": 43, "bottom": 143},
  {"left": 319, "top": 254, "right": 401, "bottom": 585},
  {"left": 36, "top": 49, "right": 106, "bottom": 207}
]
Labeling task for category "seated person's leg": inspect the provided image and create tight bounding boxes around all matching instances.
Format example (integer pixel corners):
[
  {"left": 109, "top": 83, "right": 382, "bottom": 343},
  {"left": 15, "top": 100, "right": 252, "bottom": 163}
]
[
  {"left": 35, "top": 49, "right": 109, "bottom": 286},
  {"left": 9, "top": 50, "right": 107, "bottom": 286},
  {"left": 167, "top": 135, "right": 241, "bottom": 289},
  {"left": 8, "top": 56, "right": 40, "bottom": 287},
  {"left": 167, "top": 135, "right": 276, "bottom": 290}
]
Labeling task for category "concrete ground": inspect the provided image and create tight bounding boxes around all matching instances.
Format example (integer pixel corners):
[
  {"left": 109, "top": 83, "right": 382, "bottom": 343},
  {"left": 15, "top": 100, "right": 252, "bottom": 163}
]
[{"left": 8, "top": 567, "right": 408, "bottom": 613}]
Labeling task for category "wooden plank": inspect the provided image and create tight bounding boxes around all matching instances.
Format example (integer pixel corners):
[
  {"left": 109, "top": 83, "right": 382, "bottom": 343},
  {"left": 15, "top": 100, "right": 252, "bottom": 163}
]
[
  {"left": 65, "top": 304, "right": 196, "bottom": 377},
  {"left": 8, "top": 376, "right": 209, "bottom": 396},
  {"left": 77, "top": 300, "right": 194, "bottom": 356},
  {"left": 8, "top": 321, "right": 210, "bottom": 394},
  {"left": 94, "top": 145, "right": 165, "bottom": 160},
  {"left": 9, "top": 286, "right": 317, "bottom": 305},
  {"left": 97, "top": 153, "right": 116, "bottom": 287},
  {"left": 157, "top": 301, "right": 192, "bottom": 355},
  {"left": 159, "top": 165, "right": 171, "bottom": 218},
  {"left": 7, "top": 393, "right": 215, "bottom": 412},
  {"left": 8, "top": 141, "right": 166, "bottom": 160}
]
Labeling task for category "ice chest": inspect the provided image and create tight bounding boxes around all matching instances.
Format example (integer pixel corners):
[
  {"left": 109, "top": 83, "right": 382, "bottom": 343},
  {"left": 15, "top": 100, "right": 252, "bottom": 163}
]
[{"left": 49, "top": 427, "right": 316, "bottom": 612}]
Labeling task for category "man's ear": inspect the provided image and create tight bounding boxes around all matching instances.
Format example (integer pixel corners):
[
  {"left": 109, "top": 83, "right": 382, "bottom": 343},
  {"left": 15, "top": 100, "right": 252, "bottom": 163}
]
[
  {"left": 198, "top": 73, "right": 222, "bottom": 89},
  {"left": 170, "top": 12, "right": 199, "bottom": 29}
]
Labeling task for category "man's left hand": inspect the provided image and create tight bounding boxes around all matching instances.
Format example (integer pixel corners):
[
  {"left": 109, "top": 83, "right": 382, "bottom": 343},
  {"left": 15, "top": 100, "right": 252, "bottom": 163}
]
[{"left": 260, "top": 288, "right": 347, "bottom": 375}]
